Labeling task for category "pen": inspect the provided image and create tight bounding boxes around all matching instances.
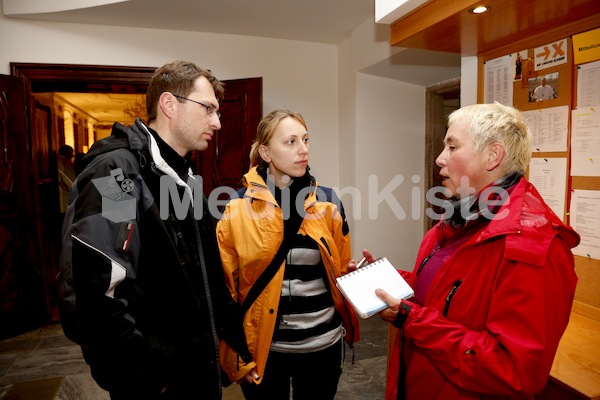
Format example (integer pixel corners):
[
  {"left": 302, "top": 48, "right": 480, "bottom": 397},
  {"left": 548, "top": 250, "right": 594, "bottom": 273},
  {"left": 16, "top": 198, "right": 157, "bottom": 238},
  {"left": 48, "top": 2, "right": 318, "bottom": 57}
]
[{"left": 356, "top": 257, "right": 367, "bottom": 269}]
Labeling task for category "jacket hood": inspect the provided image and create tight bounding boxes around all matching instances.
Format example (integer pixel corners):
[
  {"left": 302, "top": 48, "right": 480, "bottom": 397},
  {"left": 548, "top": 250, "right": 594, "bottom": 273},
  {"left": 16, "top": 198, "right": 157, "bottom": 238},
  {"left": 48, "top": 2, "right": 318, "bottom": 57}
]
[
  {"left": 78, "top": 118, "right": 149, "bottom": 172},
  {"left": 480, "top": 178, "right": 579, "bottom": 246},
  {"left": 467, "top": 177, "right": 580, "bottom": 266}
]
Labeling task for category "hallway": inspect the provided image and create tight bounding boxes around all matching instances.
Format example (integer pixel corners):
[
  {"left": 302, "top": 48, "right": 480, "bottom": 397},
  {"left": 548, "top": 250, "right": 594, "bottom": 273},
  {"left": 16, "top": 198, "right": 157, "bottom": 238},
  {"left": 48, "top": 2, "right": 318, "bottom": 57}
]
[{"left": 0, "top": 317, "right": 390, "bottom": 399}]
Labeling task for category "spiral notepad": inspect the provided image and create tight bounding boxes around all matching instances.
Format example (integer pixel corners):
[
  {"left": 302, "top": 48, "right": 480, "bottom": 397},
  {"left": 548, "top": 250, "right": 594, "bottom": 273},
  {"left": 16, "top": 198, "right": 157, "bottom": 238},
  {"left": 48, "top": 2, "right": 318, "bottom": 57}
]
[{"left": 336, "top": 257, "right": 414, "bottom": 319}]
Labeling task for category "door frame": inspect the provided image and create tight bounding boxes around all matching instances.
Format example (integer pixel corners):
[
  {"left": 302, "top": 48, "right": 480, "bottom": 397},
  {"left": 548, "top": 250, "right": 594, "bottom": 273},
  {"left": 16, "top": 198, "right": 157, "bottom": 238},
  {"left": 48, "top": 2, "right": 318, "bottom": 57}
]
[
  {"left": 8, "top": 63, "right": 261, "bottom": 333},
  {"left": 5, "top": 63, "right": 156, "bottom": 331},
  {"left": 424, "top": 77, "right": 460, "bottom": 232},
  {"left": 11, "top": 63, "right": 155, "bottom": 94}
]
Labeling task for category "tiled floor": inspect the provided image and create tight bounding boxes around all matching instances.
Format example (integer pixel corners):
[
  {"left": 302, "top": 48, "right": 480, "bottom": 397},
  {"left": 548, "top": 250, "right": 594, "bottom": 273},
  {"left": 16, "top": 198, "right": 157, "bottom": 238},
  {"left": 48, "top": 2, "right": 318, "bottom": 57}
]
[{"left": 0, "top": 317, "right": 390, "bottom": 399}]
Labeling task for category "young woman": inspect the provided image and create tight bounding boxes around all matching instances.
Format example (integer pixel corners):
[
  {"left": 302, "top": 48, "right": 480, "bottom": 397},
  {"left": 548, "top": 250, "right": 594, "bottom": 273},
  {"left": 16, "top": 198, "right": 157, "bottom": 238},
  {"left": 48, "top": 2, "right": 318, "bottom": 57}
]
[{"left": 217, "top": 109, "right": 360, "bottom": 400}]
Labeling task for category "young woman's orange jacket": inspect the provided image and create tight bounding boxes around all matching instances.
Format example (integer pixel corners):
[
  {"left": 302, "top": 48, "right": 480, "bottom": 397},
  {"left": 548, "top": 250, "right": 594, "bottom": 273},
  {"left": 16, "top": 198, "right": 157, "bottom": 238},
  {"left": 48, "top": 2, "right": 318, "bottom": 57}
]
[{"left": 216, "top": 167, "right": 360, "bottom": 384}]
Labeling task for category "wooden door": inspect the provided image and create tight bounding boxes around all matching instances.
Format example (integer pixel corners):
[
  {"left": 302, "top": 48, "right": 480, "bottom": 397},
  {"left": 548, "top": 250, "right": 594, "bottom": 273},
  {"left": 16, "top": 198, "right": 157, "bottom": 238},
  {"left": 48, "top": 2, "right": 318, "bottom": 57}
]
[
  {"left": 195, "top": 77, "right": 262, "bottom": 198},
  {"left": 0, "top": 75, "right": 48, "bottom": 340},
  {"left": 32, "top": 101, "right": 61, "bottom": 320}
]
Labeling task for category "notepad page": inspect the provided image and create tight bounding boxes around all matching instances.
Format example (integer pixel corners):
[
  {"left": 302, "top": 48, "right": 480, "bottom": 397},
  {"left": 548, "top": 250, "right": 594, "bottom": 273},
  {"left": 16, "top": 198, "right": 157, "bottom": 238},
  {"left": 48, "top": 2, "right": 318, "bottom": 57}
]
[{"left": 336, "top": 257, "right": 413, "bottom": 318}]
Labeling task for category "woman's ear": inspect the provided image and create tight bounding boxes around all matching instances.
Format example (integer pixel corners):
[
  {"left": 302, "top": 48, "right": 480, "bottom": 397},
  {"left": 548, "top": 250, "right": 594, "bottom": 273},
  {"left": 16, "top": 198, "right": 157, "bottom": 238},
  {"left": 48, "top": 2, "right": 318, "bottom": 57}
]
[
  {"left": 258, "top": 145, "right": 271, "bottom": 163},
  {"left": 486, "top": 142, "right": 505, "bottom": 171}
]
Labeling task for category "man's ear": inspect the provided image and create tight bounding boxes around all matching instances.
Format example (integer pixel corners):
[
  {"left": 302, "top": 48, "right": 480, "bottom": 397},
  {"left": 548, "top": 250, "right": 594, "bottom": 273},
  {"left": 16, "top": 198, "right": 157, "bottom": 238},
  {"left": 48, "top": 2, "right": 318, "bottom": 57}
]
[
  {"left": 158, "top": 92, "right": 177, "bottom": 119},
  {"left": 258, "top": 145, "right": 271, "bottom": 163},
  {"left": 486, "top": 142, "right": 505, "bottom": 171}
]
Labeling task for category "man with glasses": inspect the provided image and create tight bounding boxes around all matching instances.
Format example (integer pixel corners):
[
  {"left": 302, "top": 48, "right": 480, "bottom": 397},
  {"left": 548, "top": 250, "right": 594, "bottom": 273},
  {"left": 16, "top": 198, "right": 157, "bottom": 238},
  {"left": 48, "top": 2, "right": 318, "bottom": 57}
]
[{"left": 58, "top": 60, "right": 257, "bottom": 399}]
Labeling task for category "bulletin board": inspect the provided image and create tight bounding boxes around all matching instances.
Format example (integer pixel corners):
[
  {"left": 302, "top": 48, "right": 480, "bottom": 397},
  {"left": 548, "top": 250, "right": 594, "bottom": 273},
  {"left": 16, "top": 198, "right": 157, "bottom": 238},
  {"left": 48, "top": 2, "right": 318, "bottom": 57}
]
[{"left": 477, "top": 20, "right": 600, "bottom": 310}]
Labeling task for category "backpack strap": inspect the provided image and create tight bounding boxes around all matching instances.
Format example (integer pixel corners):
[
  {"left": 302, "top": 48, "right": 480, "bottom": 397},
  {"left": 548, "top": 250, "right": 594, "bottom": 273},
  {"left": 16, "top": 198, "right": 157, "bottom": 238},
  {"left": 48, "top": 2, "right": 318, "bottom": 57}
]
[{"left": 240, "top": 215, "right": 304, "bottom": 314}]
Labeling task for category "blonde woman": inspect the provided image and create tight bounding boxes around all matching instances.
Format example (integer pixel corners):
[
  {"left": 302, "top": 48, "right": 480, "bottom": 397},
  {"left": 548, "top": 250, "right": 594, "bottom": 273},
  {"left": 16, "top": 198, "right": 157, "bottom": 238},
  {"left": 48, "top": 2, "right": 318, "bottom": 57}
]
[
  {"left": 217, "top": 109, "right": 360, "bottom": 400},
  {"left": 376, "top": 103, "right": 579, "bottom": 400}
]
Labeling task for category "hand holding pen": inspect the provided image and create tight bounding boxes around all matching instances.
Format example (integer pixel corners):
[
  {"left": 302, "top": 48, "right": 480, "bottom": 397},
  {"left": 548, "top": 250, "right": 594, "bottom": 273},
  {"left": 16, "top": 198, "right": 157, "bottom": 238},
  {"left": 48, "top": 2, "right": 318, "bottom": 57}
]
[
  {"left": 355, "top": 257, "right": 368, "bottom": 269},
  {"left": 346, "top": 248, "right": 377, "bottom": 273}
]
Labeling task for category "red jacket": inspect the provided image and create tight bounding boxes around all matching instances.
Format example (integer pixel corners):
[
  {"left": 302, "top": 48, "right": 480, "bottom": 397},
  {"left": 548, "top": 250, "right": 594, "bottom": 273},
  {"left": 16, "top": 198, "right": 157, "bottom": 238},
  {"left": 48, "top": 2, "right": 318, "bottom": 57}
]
[{"left": 386, "top": 177, "right": 579, "bottom": 400}]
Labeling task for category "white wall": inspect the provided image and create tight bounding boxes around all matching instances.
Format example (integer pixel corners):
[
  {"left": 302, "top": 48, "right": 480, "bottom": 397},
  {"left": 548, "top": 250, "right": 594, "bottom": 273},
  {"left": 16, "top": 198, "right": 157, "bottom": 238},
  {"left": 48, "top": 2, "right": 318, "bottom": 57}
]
[
  {"left": 337, "top": 17, "right": 425, "bottom": 267},
  {"left": 351, "top": 74, "right": 424, "bottom": 269},
  {"left": 461, "top": 56, "right": 478, "bottom": 105},
  {"left": 0, "top": 10, "right": 430, "bottom": 268}
]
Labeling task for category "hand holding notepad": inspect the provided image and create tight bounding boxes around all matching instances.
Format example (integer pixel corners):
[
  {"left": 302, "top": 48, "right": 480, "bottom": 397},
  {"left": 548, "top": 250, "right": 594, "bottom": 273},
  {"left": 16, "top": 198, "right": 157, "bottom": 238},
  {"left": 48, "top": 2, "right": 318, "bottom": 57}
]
[{"left": 336, "top": 257, "right": 414, "bottom": 319}]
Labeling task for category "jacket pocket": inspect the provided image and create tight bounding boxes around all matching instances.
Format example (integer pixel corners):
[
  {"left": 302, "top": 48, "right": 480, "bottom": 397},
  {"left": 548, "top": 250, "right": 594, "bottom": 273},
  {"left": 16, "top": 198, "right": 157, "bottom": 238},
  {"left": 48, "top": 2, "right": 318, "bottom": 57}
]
[
  {"left": 319, "top": 236, "right": 332, "bottom": 256},
  {"left": 443, "top": 280, "right": 462, "bottom": 317}
]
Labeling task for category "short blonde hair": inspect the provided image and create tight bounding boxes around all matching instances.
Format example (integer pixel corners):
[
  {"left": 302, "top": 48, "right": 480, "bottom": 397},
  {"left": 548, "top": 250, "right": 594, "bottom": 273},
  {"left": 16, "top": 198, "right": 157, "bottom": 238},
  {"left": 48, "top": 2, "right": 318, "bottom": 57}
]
[
  {"left": 448, "top": 103, "right": 532, "bottom": 174},
  {"left": 249, "top": 110, "right": 308, "bottom": 168}
]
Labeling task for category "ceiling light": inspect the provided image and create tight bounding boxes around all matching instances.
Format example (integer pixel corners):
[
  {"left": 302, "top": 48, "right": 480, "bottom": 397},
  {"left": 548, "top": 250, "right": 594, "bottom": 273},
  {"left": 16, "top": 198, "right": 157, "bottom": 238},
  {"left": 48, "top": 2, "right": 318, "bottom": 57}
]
[{"left": 469, "top": 5, "right": 490, "bottom": 14}]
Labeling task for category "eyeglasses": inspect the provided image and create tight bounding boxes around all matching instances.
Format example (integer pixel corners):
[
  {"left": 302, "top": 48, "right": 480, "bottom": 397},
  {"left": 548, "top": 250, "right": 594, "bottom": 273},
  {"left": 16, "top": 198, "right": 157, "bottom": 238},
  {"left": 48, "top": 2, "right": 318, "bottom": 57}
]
[{"left": 172, "top": 94, "right": 221, "bottom": 118}]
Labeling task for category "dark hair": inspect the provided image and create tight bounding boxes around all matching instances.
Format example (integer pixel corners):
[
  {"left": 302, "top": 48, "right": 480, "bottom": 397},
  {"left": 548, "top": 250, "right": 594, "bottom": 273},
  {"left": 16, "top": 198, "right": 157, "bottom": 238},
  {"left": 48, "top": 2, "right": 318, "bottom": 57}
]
[
  {"left": 58, "top": 145, "right": 74, "bottom": 158},
  {"left": 145, "top": 61, "right": 224, "bottom": 123}
]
